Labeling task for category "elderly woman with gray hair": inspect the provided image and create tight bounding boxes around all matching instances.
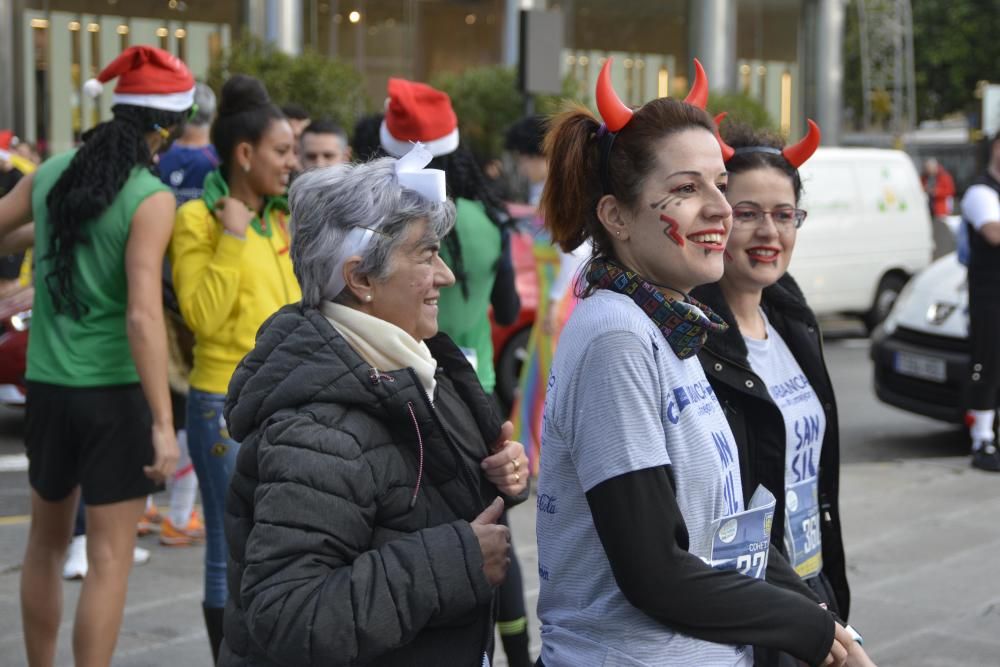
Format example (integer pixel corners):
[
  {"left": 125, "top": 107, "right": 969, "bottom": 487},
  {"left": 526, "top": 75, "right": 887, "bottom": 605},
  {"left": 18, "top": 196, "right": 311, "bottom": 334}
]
[{"left": 218, "top": 146, "right": 529, "bottom": 667}]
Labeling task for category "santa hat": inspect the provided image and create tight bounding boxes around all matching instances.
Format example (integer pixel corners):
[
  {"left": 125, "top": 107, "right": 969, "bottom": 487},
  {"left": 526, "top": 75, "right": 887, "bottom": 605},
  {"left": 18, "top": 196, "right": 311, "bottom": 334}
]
[
  {"left": 83, "top": 45, "right": 195, "bottom": 113},
  {"left": 379, "top": 78, "right": 459, "bottom": 158}
]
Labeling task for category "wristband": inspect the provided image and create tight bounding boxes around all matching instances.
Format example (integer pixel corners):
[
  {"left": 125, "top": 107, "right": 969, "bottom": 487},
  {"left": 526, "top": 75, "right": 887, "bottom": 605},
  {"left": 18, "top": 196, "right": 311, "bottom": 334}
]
[{"left": 845, "top": 624, "right": 863, "bottom": 646}]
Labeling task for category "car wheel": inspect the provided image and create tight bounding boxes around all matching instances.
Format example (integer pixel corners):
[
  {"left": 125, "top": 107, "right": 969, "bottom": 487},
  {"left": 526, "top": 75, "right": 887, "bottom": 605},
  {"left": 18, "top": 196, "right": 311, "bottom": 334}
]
[
  {"left": 865, "top": 272, "right": 908, "bottom": 332},
  {"left": 494, "top": 327, "right": 531, "bottom": 415}
]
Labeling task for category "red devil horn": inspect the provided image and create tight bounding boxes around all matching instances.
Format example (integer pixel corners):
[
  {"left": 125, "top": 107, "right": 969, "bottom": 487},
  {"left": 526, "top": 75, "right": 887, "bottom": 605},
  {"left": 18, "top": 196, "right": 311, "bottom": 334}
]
[
  {"left": 596, "top": 59, "right": 634, "bottom": 133},
  {"left": 683, "top": 59, "right": 709, "bottom": 110},
  {"left": 782, "top": 119, "right": 822, "bottom": 168},
  {"left": 713, "top": 112, "right": 735, "bottom": 162}
]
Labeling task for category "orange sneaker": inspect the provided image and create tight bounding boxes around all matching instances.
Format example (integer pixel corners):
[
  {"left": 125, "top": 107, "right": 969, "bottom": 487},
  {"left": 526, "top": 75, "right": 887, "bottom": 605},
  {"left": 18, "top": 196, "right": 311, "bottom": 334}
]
[
  {"left": 137, "top": 505, "right": 163, "bottom": 536},
  {"left": 159, "top": 511, "right": 206, "bottom": 547}
]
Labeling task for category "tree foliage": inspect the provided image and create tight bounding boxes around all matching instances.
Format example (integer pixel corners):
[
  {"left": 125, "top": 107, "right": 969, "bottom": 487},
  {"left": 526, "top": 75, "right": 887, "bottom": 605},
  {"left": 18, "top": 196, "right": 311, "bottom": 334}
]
[
  {"left": 431, "top": 66, "right": 582, "bottom": 162},
  {"left": 706, "top": 93, "right": 775, "bottom": 131},
  {"left": 844, "top": 0, "right": 1000, "bottom": 125},
  {"left": 206, "top": 34, "right": 367, "bottom": 134}
]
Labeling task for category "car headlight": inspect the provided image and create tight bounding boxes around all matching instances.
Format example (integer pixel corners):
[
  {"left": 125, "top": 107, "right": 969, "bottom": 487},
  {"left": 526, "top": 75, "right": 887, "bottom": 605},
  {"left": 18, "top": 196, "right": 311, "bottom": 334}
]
[{"left": 10, "top": 309, "right": 31, "bottom": 332}]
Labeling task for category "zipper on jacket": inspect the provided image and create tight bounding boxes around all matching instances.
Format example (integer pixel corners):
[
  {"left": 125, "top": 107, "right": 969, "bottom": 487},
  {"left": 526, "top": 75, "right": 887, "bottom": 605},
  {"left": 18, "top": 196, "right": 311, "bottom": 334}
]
[
  {"left": 369, "top": 367, "right": 396, "bottom": 385},
  {"left": 406, "top": 368, "right": 484, "bottom": 509}
]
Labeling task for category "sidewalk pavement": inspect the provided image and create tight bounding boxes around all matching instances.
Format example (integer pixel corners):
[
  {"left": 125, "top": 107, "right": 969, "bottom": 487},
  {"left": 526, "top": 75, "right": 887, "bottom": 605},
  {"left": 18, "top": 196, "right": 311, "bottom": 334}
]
[{"left": 1, "top": 455, "right": 999, "bottom": 666}]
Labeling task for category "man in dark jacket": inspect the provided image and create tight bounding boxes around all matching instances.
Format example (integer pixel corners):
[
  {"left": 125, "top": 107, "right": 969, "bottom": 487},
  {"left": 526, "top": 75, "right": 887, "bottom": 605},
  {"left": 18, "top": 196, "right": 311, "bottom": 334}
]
[{"left": 960, "top": 132, "right": 1000, "bottom": 471}]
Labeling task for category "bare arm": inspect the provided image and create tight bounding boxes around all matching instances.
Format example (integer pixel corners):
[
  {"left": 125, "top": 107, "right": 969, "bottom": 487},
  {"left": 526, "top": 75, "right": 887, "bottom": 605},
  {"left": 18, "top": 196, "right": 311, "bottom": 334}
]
[
  {"left": 0, "top": 173, "right": 34, "bottom": 245},
  {"left": 126, "top": 190, "right": 179, "bottom": 483},
  {"left": 980, "top": 221, "right": 1000, "bottom": 246},
  {"left": 0, "top": 223, "right": 35, "bottom": 254}
]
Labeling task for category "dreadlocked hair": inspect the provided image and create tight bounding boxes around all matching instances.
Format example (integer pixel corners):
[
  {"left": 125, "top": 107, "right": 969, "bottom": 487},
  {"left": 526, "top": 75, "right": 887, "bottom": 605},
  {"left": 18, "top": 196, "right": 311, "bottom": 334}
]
[
  {"left": 429, "top": 146, "right": 509, "bottom": 299},
  {"left": 45, "top": 103, "right": 187, "bottom": 319}
]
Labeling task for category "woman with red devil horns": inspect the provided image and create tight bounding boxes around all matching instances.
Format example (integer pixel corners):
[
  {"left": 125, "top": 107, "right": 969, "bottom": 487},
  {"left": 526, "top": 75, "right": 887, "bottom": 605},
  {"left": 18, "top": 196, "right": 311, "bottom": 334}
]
[
  {"left": 533, "top": 60, "right": 857, "bottom": 666},
  {"left": 692, "top": 120, "right": 878, "bottom": 666}
]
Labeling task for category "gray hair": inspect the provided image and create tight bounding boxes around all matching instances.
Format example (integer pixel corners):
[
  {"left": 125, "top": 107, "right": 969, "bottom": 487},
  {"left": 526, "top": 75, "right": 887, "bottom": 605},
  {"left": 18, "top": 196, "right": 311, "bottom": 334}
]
[
  {"left": 289, "top": 157, "right": 456, "bottom": 307},
  {"left": 190, "top": 83, "right": 217, "bottom": 126}
]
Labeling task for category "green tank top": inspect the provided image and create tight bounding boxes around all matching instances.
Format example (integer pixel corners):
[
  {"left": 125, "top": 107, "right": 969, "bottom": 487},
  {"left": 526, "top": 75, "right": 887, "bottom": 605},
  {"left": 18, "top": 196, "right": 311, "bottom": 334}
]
[
  {"left": 27, "top": 150, "right": 170, "bottom": 386},
  {"left": 437, "top": 198, "right": 502, "bottom": 393}
]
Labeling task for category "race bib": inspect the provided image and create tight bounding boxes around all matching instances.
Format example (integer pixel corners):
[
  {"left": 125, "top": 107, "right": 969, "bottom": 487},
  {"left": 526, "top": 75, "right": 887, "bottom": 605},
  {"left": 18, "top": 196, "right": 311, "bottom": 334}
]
[
  {"left": 783, "top": 477, "right": 823, "bottom": 579},
  {"left": 708, "top": 485, "right": 776, "bottom": 580}
]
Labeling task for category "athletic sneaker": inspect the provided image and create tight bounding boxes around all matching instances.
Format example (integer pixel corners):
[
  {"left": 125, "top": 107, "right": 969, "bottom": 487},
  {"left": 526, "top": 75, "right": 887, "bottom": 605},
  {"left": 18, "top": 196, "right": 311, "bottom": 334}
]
[
  {"left": 159, "top": 511, "right": 206, "bottom": 547},
  {"left": 137, "top": 504, "right": 163, "bottom": 536},
  {"left": 972, "top": 441, "right": 1000, "bottom": 472},
  {"left": 62, "top": 535, "right": 88, "bottom": 580},
  {"left": 133, "top": 546, "right": 152, "bottom": 565},
  {"left": 62, "top": 537, "right": 151, "bottom": 580}
]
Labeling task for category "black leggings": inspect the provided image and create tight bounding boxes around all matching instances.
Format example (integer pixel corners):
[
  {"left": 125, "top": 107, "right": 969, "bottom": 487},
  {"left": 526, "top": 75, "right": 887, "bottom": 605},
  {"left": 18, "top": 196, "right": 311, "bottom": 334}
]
[{"left": 497, "top": 510, "right": 531, "bottom": 667}]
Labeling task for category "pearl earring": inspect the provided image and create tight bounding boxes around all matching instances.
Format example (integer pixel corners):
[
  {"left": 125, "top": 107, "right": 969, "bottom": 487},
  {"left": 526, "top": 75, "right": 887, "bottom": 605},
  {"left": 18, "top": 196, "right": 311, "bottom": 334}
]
[
  {"left": 242, "top": 163, "right": 251, "bottom": 174},
  {"left": 365, "top": 295, "right": 373, "bottom": 302}
]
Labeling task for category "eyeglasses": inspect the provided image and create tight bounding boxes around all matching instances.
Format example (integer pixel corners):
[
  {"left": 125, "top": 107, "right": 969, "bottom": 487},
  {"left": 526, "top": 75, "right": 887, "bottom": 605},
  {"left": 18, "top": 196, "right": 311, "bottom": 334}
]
[{"left": 731, "top": 205, "right": 807, "bottom": 230}]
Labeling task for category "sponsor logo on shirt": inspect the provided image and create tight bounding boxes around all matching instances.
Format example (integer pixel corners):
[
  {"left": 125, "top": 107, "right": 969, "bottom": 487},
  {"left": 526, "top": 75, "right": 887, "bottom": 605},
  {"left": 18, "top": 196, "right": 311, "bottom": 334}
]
[
  {"left": 537, "top": 493, "right": 558, "bottom": 515},
  {"left": 666, "top": 380, "right": 717, "bottom": 425}
]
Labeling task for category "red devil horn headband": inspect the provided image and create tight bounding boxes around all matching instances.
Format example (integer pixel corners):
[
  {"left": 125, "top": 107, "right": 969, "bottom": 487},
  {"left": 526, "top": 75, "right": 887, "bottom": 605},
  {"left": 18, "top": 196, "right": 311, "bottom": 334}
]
[
  {"left": 782, "top": 120, "right": 821, "bottom": 168},
  {"left": 715, "top": 117, "right": 822, "bottom": 168},
  {"left": 714, "top": 112, "right": 735, "bottom": 161},
  {"left": 596, "top": 57, "right": 709, "bottom": 133},
  {"left": 596, "top": 60, "right": 633, "bottom": 133}
]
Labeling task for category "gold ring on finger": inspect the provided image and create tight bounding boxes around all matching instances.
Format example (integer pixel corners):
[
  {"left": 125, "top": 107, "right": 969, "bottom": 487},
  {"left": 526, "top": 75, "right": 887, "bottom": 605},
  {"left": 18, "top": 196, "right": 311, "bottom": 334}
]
[
  {"left": 514, "top": 472, "right": 520, "bottom": 483},
  {"left": 513, "top": 458, "right": 520, "bottom": 472}
]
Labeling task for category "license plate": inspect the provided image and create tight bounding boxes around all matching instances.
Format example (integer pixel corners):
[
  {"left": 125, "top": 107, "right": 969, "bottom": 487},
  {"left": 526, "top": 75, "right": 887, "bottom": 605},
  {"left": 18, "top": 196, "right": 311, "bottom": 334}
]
[{"left": 894, "top": 352, "right": 947, "bottom": 383}]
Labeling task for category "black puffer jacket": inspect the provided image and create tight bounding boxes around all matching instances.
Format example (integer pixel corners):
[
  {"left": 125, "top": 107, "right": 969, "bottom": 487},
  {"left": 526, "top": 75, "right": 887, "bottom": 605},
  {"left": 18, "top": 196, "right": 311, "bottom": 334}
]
[
  {"left": 692, "top": 275, "right": 850, "bottom": 621},
  {"left": 219, "top": 304, "right": 527, "bottom": 666}
]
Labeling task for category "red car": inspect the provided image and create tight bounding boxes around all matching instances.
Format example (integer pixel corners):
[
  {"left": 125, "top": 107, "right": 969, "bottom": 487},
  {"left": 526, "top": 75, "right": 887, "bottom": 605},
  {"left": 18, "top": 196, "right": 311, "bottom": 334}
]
[{"left": 0, "top": 285, "right": 32, "bottom": 406}]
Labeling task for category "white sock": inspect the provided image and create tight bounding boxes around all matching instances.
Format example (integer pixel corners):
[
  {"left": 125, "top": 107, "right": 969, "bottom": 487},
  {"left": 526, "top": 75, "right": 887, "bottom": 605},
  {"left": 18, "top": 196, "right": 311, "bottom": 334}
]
[
  {"left": 167, "top": 429, "right": 198, "bottom": 527},
  {"left": 969, "top": 409, "right": 997, "bottom": 444}
]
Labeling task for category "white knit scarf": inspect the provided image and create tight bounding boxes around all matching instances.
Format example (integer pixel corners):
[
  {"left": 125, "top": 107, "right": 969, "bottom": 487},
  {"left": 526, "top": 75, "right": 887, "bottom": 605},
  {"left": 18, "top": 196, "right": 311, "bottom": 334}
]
[{"left": 321, "top": 301, "right": 437, "bottom": 401}]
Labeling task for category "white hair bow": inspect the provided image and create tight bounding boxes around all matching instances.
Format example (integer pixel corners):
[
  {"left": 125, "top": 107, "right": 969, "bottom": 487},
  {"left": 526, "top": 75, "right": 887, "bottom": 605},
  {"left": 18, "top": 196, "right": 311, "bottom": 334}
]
[
  {"left": 324, "top": 143, "right": 448, "bottom": 299},
  {"left": 394, "top": 142, "right": 447, "bottom": 202}
]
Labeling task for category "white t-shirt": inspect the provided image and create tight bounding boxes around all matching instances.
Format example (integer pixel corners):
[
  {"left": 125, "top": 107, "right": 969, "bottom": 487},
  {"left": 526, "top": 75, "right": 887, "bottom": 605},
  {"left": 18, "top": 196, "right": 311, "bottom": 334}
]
[
  {"left": 743, "top": 312, "right": 826, "bottom": 489},
  {"left": 961, "top": 184, "right": 1000, "bottom": 230},
  {"left": 536, "top": 290, "right": 750, "bottom": 667}
]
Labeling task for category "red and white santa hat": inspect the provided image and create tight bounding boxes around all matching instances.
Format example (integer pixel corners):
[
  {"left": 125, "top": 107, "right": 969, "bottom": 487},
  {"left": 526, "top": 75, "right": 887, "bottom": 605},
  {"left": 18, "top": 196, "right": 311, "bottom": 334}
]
[
  {"left": 379, "top": 78, "right": 459, "bottom": 158},
  {"left": 83, "top": 45, "right": 195, "bottom": 113}
]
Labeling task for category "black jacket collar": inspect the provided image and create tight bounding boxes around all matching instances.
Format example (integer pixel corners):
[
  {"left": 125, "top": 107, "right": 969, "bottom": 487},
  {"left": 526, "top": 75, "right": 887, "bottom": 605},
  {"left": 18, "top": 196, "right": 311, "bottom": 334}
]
[{"left": 692, "top": 274, "right": 817, "bottom": 367}]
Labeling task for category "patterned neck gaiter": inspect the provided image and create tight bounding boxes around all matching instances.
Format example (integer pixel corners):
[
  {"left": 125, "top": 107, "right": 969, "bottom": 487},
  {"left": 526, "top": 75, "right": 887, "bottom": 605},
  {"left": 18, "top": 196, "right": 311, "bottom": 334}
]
[{"left": 586, "top": 257, "right": 729, "bottom": 359}]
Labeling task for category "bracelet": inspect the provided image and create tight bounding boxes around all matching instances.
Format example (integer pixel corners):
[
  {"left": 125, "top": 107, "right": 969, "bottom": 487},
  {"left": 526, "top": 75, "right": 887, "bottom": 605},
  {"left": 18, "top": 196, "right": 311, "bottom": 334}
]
[
  {"left": 222, "top": 228, "right": 247, "bottom": 241},
  {"left": 845, "top": 624, "right": 863, "bottom": 646}
]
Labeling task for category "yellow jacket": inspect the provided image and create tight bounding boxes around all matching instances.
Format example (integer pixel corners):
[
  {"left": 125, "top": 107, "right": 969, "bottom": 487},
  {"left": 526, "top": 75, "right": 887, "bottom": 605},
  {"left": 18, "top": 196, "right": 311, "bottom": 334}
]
[{"left": 170, "top": 197, "right": 301, "bottom": 395}]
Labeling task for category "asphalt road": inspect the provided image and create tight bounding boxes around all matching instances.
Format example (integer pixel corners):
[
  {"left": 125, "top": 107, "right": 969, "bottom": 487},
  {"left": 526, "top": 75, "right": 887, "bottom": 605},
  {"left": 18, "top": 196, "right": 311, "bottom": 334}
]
[{"left": 0, "top": 324, "right": 992, "bottom": 666}]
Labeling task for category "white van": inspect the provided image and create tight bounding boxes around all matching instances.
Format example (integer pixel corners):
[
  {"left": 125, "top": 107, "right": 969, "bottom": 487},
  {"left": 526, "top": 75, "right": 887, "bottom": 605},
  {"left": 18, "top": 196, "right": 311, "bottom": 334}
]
[{"left": 789, "top": 147, "right": 933, "bottom": 329}]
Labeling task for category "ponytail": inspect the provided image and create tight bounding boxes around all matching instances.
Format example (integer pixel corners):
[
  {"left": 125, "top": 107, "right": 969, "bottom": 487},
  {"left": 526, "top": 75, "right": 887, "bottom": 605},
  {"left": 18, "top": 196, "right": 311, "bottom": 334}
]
[{"left": 540, "top": 105, "right": 606, "bottom": 255}]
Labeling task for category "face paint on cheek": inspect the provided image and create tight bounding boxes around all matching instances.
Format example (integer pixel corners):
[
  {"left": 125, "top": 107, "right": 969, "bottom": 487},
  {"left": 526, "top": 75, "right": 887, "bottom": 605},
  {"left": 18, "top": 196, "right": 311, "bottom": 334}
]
[
  {"left": 659, "top": 214, "right": 685, "bottom": 247},
  {"left": 650, "top": 194, "right": 684, "bottom": 210}
]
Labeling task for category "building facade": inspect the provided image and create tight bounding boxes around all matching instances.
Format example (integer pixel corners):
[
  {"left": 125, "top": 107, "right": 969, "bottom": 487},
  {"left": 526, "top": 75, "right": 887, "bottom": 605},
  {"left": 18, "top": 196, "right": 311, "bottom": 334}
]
[{"left": 0, "top": 0, "right": 845, "bottom": 154}]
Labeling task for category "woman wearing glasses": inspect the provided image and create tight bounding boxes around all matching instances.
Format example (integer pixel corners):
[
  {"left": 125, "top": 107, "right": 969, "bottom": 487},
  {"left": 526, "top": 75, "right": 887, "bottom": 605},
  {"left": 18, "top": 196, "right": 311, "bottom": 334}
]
[
  {"left": 693, "top": 121, "right": 873, "bottom": 666},
  {"left": 170, "top": 74, "right": 300, "bottom": 661}
]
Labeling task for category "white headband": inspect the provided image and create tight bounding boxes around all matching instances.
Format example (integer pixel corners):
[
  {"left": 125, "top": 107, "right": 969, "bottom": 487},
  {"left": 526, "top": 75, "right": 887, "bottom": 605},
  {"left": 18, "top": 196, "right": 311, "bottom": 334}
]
[{"left": 324, "top": 143, "right": 448, "bottom": 300}]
